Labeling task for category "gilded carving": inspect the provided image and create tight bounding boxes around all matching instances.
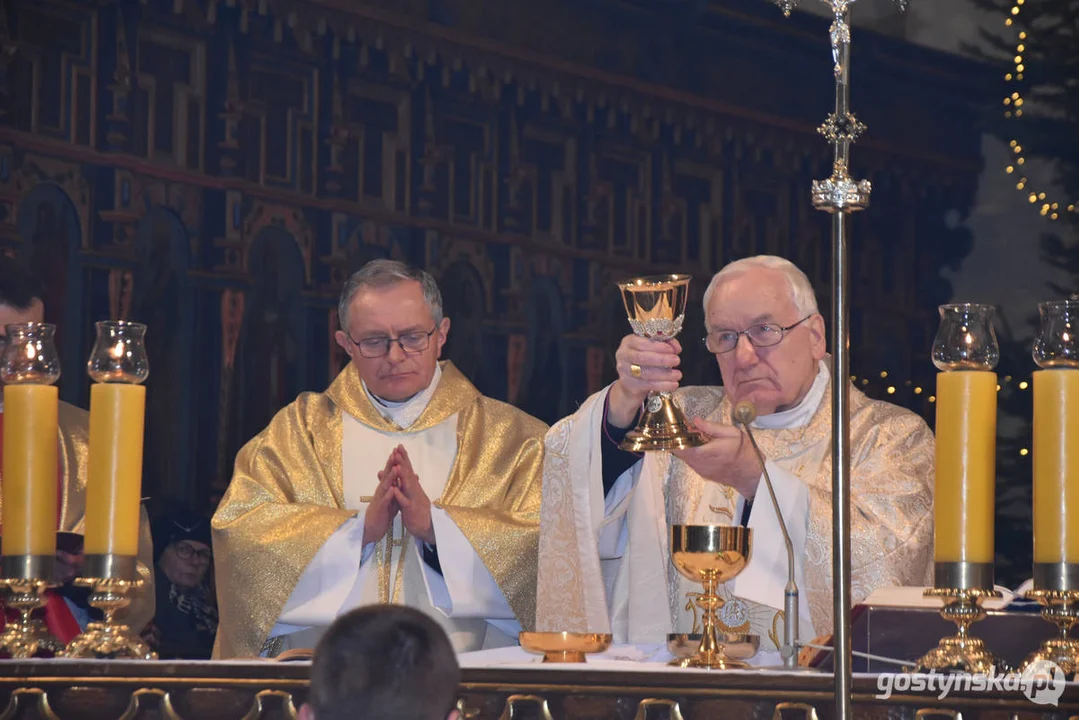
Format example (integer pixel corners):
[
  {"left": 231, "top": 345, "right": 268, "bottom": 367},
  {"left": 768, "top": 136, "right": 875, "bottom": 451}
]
[
  {"left": 634, "top": 698, "right": 685, "bottom": 720},
  {"left": 498, "top": 694, "right": 553, "bottom": 720},
  {"left": 0, "top": 688, "right": 60, "bottom": 720},
  {"left": 239, "top": 690, "right": 298, "bottom": 720},
  {"left": 119, "top": 688, "right": 183, "bottom": 720}
]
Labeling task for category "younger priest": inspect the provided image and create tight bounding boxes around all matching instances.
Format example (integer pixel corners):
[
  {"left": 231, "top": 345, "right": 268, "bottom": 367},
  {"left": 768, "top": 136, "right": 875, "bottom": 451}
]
[{"left": 211, "top": 259, "right": 547, "bottom": 658}]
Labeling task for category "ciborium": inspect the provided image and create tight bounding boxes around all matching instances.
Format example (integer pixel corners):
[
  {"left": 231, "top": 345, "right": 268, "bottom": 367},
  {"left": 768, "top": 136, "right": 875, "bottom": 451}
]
[
  {"left": 669, "top": 524, "right": 751, "bottom": 669},
  {"left": 617, "top": 275, "right": 706, "bottom": 452}
]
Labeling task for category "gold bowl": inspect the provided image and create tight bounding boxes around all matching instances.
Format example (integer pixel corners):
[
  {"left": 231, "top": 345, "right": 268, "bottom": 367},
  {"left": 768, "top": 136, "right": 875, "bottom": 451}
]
[
  {"left": 667, "top": 633, "right": 760, "bottom": 661},
  {"left": 519, "top": 632, "right": 613, "bottom": 663}
]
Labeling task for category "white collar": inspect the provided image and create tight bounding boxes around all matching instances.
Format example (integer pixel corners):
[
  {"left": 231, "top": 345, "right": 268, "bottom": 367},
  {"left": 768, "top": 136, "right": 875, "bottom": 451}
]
[
  {"left": 361, "top": 364, "right": 442, "bottom": 429},
  {"left": 751, "top": 360, "right": 829, "bottom": 430}
]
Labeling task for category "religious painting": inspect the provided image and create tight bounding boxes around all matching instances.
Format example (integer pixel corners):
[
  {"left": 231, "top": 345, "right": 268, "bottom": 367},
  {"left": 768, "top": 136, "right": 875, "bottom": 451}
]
[
  {"left": 132, "top": 208, "right": 192, "bottom": 506},
  {"left": 232, "top": 226, "right": 305, "bottom": 455},
  {"left": 15, "top": 182, "right": 82, "bottom": 403},
  {"left": 438, "top": 260, "right": 486, "bottom": 389}
]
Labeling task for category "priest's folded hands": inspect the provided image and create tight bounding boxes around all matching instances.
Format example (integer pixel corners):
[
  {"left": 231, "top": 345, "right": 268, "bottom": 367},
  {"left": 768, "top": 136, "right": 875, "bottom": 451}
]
[{"left": 363, "top": 445, "right": 435, "bottom": 546}]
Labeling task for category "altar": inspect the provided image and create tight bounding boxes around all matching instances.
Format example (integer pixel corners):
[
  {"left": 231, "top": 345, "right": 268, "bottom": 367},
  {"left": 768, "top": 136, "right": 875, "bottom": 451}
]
[{"left": 1, "top": 655, "right": 1077, "bottom": 720}]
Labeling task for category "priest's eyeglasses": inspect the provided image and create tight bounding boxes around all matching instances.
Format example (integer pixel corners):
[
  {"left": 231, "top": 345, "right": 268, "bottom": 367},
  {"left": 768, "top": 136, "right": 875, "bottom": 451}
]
[
  {"left": 704, "top": 315, "right": 812, "bottom": 354},
  {"left": 349, "top": 326, "right": 438, "bottom": 358}
]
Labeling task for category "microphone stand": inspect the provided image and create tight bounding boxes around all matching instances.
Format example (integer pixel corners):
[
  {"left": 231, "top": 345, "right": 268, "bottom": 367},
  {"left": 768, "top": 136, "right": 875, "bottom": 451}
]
[{"left": 736, "top": 408, "right": 801, "bottom": 671}]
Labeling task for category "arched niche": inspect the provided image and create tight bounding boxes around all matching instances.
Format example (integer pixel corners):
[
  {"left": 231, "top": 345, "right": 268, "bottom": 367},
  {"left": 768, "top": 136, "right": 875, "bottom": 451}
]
[
  {"left": 518, "top": 277, "right": 568, "bottom": 425},
  {"left": 16, "top": 182, "right": 84, "bottom": 405},
  {"left": 231, "top": 226, "right": 307, "bottom": 457},
  {"left": 439, "top": 260, "right": 487, "bottom": 388},
  {"left": 132, "top": 208, "right": 194, "bottom": 507}
]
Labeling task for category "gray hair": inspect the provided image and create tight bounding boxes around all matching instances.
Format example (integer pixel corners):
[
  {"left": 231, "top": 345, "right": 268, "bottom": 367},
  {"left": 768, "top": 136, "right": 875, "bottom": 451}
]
[
  {"left": 702, "top": 255, "right": 819, "bottom": 321},
  {"left": 338, "top": 259, "right": 444, "bottom": 330}
]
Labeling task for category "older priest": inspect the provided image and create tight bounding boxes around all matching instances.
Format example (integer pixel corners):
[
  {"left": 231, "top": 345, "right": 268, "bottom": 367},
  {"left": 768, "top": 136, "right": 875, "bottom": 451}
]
[
  {"left": 212, "top": 259, "right": 547, "bottom": 658},
  {"left": 537, "top": 256, "right": 934, "bottom": 651}
]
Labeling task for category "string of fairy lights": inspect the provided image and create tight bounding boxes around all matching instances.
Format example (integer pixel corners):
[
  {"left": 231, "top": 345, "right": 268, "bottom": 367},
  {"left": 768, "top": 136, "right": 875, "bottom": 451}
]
[
  {"left": 850, "top": 371, "right": 1035, "bottom": 455},
  {"left": 1000, "top": 0, "right": 1078, "bottom": 221}
]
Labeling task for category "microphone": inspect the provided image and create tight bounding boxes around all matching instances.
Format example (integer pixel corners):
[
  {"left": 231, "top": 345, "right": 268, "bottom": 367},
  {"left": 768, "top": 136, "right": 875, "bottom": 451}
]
[{"left": 734, "top": 400, "right": 800, "bottom": 669}]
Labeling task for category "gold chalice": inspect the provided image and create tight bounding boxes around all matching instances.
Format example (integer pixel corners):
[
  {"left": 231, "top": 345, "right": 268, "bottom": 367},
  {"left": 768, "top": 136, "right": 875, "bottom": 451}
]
[
  {"left": 617, "top": 275, "right": 707, "bottom": 452},
  {"left": 670, "top": 525, "right": 752, "bottom": 669}
]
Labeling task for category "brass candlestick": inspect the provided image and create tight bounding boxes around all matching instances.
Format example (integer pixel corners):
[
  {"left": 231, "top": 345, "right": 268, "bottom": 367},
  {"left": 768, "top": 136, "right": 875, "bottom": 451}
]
[
  {"left": 1020, "top": 563, "right": 1079, "bottom": 679},
  {"left": 0, "top": 556, "right": 61, "bottom": 658},
  {"left": 669, "top": 525, "right": 751, "bottom": 669},
  {"left": 914, "top": 562, "right": 1002, "bottom": 673},
  {"left": 617, "top": 275, "right": 706, "bottom": 452},
  {"left": 61, "top": 554, "right": 155, "bottom": 659}
]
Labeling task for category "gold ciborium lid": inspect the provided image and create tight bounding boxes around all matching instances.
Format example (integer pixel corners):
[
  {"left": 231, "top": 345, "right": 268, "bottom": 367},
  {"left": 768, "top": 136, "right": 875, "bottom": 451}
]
[
  {"left": 669, "top": 525, "right": 752, "bottom": 670},
  {"left": 519, "top": 631, "right": 613, "bottom": 663}
]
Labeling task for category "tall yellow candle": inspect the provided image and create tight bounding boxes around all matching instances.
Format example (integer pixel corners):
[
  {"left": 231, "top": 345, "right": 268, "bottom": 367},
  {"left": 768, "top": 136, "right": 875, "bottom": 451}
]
[
  {"left": 84, "top": 383, "right": 145, "bottom": 557},
  {"left": 933, "top": 371, "right": 997, "bottom": 564},
  {"left": 1032, "top": 369, "right": 1079, "bottom": 564},
  {"left": 1, "top": 384, "right": 59, "bottom": 557}
]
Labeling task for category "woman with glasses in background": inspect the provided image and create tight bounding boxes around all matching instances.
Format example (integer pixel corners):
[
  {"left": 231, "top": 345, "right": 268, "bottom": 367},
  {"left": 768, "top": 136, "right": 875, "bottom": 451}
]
[{"left": 143, "top": 507, "right": 219, "bottom": 659}]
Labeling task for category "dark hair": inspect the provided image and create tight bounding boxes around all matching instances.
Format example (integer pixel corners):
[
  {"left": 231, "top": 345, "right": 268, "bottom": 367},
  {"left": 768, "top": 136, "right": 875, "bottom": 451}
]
[
  {"left": 307, "top": 605, "right": 460, "bottom": 720},
  {"left": 0, "top": 255, "right": 44, "bottom": 310}
]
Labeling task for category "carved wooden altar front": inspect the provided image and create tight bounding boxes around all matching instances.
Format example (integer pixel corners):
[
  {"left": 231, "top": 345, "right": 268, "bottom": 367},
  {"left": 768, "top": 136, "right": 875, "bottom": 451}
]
[{"left": 0, "top": 660, "right": 1073, "bottom": 719}]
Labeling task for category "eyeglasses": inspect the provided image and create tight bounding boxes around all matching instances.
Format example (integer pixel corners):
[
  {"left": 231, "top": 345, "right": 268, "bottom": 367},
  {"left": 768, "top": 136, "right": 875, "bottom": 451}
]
[
  {"left": 704, "top": 315, "right": 813, "bottom": 354},
  {"left": 172, "top": 542, "right": 212, "bottom": 562},
  {"left": 349, "top": 326, "right": 439, "bottom": 359}
]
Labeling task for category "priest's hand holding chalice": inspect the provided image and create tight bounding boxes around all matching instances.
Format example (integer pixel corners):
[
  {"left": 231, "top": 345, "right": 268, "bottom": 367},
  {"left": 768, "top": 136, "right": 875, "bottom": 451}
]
[{"left": 609, "top": 275, "right": 753, "bottom": 670}]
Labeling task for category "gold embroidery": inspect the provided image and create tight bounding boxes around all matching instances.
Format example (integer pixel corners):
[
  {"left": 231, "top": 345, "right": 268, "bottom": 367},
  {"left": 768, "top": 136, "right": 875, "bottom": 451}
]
[{"left": 377, "top": 524, "right": 409, "bottom": 604}]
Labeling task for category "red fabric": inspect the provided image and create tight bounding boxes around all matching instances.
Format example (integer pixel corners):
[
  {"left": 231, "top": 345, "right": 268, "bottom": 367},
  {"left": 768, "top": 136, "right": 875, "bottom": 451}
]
[{"left": 0, "top": 410, "right": 82, "bottom": 648}]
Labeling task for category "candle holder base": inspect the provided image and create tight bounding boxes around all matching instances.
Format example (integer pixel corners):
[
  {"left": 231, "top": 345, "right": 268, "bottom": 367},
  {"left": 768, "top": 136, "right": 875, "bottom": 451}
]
[
  {"left": 61, "top": 574, "right": 155, "bottom": 660},
  {"left": 914, "top": 587, "right": 1004, "bottom": 674},
  {"left": 0, "top": 577, "right": 61, "bottom": 659},
  {"left": 1020, "top": 588, "right": 1079, "bottom": 681}
]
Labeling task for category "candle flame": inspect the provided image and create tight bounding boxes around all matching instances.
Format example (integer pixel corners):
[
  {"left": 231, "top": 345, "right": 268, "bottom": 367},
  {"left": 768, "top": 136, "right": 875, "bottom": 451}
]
[
  {"left": 110, "top": 341, "right": 125, "bottom": 359},
  {"left": 25, "top": 344, "right": 37, "bottom": 360}
]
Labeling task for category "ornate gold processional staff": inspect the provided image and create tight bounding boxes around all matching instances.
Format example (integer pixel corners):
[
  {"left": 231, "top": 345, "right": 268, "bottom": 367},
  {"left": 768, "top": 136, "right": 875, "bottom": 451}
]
[{"left": 771, "top": 0, "right": 908, "bottom": 717}]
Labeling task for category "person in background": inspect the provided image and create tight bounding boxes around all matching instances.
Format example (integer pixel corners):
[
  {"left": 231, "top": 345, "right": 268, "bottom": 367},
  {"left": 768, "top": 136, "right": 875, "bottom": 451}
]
[
  {"left": 144, "top": 507, "right": 218, "bottom": 659},
  {"left": 298, "top": 604, "right": 460, "bottom": 720}
]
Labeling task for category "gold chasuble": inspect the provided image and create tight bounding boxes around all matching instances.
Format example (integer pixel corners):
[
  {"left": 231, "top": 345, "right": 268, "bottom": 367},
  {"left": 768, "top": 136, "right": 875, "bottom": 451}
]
[
  {"left": 0, "top": 401, "right": 156, "bottom": 633},
  {"left": 212, "top": 361, "right": 546, "bottom": 659}
]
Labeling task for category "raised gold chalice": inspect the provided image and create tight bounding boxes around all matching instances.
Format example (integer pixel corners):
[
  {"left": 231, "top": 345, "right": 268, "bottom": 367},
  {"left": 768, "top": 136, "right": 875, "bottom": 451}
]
[
  {"left": 618, "top": 275, "right": 707, "bottom": 452},
  {"left": 670, "top": 524, "right": 752, "bottom": 669}
]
